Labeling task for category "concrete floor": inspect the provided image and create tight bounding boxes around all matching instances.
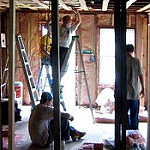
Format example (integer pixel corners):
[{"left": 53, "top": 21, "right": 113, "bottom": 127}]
[{"left": 3, "top": 105, "right": 147, "bottom": 150}]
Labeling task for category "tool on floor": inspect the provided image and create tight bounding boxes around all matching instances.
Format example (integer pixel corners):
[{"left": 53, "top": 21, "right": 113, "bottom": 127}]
[
  {"left": 16, "top": 34, "right": 39, "bottom": 108},
  {"left": 61, "top": 35, "right": 95, "bottom": 123}
]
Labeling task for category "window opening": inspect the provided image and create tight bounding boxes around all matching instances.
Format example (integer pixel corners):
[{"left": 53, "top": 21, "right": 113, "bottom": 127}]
[{"left": 99, "top": 28, "right": 135, "bottom": 86}]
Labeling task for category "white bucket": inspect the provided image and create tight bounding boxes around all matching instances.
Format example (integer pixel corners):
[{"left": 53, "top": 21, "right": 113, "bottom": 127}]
[{"left": 14, "top": 81, "right": 23, "bottom": 108}]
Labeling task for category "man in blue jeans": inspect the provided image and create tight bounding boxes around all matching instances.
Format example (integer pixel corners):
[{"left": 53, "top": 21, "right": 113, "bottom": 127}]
[
  {"left": 126, "top": 44, "right": 144, "bottom": 130},
  {"left": 29, "top": 92, "right": 86, "bottom": 147}
]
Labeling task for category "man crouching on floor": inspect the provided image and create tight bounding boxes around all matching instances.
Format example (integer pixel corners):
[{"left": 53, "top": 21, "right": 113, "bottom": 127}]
[{"left": 28, "top": 92, "right": 86, "bottom": 147}]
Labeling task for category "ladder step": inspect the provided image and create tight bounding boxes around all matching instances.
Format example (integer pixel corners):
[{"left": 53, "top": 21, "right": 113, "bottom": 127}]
[
  {"left": 4, "top": 68, "right": 8, "bottom": 72},
  {"left": 74, "top": 71, "right": 84, "bottom": 73},
  {"left": 1, "top": 83, "right": 6, "bottom": 87}
]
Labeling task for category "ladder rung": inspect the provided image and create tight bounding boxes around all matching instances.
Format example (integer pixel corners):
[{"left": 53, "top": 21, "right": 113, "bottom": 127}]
[
  {"left": 4, "top": 68, "right": 8, "bottom": 71},
  {"left": 1, "top": 83, "right": 6, "bottom": 87},
  {"left": 74, "top": 71, "right": 84, "bottom": 73}
]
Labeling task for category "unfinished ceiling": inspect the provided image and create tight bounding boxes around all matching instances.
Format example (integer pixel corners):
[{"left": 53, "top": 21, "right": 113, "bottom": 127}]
[{"left": 0, "top": 0, "right": 150, "bottom": 13}]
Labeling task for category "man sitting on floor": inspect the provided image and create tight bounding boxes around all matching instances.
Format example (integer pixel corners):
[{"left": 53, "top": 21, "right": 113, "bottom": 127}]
[{"left": 28, "top": 92, "right": 86, "bottom": 147}]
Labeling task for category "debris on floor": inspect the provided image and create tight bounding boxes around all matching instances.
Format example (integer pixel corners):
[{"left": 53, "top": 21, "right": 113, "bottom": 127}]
[{"left": 78, "top": 142, "right": 103, "bottom": 150}]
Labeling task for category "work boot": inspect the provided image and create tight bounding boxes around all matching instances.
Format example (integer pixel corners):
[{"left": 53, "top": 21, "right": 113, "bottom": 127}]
[{"left": 71, "top": 131, "right": 86, "bottom": 141}]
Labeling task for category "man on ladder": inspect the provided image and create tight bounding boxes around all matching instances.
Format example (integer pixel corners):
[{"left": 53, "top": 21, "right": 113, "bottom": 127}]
[
  {"left": 50, "top": 9, "right": 81, "bottom": 111},
  {"left": 36, "top": 21, "right": 67, "bottom": 111},
  {"left": 36, "top": 21, "right": 52, "bottom": 93}
]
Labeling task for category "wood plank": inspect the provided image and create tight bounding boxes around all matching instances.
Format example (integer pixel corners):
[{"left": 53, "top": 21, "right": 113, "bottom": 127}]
[
  {"left": 9, "top": 1, "right": 15, "bottom": 150},
  {"left": 0, "top": 11, "right": 3, "bottom": 150},
  {"left": 32, "top": 0, "right": 49, "bottom": 9},
  {"left": 59, "top": 0, "right": 71, "bottom": 10},
  {"left": 102, "top": 0, "right": 110, "bottom": 11},
  {"left": 147, "top": 13, "right": 150, "bottom": 150},
  {"left": 137, "top": 4, "right": 150, "bottom": 12},
  {"left": 126, "top": 0, "right": 137, "bottom": 9},
  {"left": 16, "top": 1, "right": 38, "bottom": 10},
  {"left": 78, "top": 0, "right": 88, "bottom": 11}
]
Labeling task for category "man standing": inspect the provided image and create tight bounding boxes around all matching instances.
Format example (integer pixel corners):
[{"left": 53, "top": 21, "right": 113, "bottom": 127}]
[
  {"left": 59, "top": 10, "right": 81, "bottom": 76},
  {"left": 50, "top": 10, "right": 81, "bottom": 79},
  {"left": 126, "top": 44, "right": 144, "bottom": 130}
]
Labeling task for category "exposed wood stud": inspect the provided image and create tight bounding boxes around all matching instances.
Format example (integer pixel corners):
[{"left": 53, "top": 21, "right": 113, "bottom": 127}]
[
  {"left": 111, "top": 13, "right": 114, "bottom": 26},
  {"left": 128, "top": 14, "right": 132, "bottom": 27},
  {"left": 9, "top": 0, "right": 15, "bottom": 150},
  {"left": 147, "top": 12, "right": 150, "bottom": 150}
]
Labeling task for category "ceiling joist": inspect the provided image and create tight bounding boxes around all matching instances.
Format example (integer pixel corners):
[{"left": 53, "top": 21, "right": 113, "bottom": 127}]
[
  {"left": 137, "top": 4, "right": 150, "bottom": 12},
  {"left": 59, "top": 0, "right": 71, "bottom": 10},
  {"left": 126, "top": 0, "right": 137, "bottom": 9},
  {"left": 32, "top": 0, "right": 49, "bottom": 9},
  {"left": 16, "top": 1, "right": 37, "bottom": 10},
  {"left": 102, "top": 0, "right": 110, "bottom": 11},
  {"left": 78, "top": 0, "right": 88, "bottom": 10}
]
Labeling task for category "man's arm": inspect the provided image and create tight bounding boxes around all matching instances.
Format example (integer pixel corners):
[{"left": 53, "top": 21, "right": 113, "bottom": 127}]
[
  {"left": 139, "top": 74, "right": 144, "bottom": 98},
  {"left": 40, "top": 44, "right": 50, "bottom": 58},
  {"left": 61, "top": 112, "right": 74, "bottom": 121},
  {"left": 73, "top": 9, "right": 81, "bottom": 27}
]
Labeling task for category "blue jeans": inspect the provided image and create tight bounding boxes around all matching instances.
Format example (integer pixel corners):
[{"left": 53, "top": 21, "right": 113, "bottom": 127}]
[
  {"left": 48, "top": 118, "right": 76, "bottom": 142},
  {"left": 127, "top": 99, "right": 139, "bottom": 130}
]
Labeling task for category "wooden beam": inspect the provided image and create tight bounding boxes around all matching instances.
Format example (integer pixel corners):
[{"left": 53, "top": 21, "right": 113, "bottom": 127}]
[
  {"left": 147, "top": 13, "right": 150, "bottom": 150},
  {"left": 137, "top": 4, "right": 150, "bottom": 12},
  {"left": 102, "top": 0, "right": 110, "bottom": 11},
  {"left": 16, "top": 1, "right": 38, "bottom": 10},
  {"left": 32, "top": 0, "right": 49, "bottom": 9},
  {"left": 51, "top": 0, "right": 61, "bottom": 149},
  {"left": 146, "top": 9, "right": 150, "bottom": 13},
  {"left": 78, "top": 0, "right": 88, "bottom": 11},
  {"left": 59, "top": 0, "right": 71, "bottom": 10},
  {"left": 0, "top": 11, "right": 3, "bottom": 150},
  {"left": 126, "top": 0, "right": 137, "bottom": 9},
  {"left": 9, "top": 0, "right": 15, "bottom": 150}
]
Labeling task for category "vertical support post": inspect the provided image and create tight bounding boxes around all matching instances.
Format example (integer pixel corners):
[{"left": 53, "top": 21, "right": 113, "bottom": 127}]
[
  {"left": 121, "top": 0, "right": 127, "bottom": 149},
  {"left": 0, "top": 11, "right": 3, "bottom": 150},
  {"left": 114, "top": 0, "right": 126, "bottom": 149},
  {"left": 9, "top": 0, "right": 15, "bottom": 150},
  {"left": 147, "top": 13, "right": 150, "bottom": 150},
  {"left": 114, "top": 0, "right": 121, "bottom": 149},
  {"left": 51, "top": 0, "right": 61, "bottom": 149}
]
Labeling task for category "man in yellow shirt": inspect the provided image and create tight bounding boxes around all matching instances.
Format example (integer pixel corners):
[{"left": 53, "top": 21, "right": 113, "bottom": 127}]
[{"left": 36, "top": 22, "right": 52, "bottom": 92}]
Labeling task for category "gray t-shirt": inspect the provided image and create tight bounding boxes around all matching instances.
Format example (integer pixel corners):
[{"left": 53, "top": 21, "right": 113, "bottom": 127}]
[
  {"left": 127, "top": 54, "right": 142, "bottom": 100},
  {"left": 29, "top": 104, "right": 53, "bottom": 146},
  {"left": 59, "top": 24, "right": 78, "bottom": 48}
]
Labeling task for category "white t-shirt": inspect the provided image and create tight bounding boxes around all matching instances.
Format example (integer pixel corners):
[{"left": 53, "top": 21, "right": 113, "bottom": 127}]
[{"left": 59, "top": 24, "right": 78, "bottom": 48}]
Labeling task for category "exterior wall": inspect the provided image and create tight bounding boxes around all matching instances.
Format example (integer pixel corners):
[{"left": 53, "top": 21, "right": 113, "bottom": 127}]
[
  {"left": 4, "top": 12, "right": 148, "bottom": 107},
  {"left": 15, "top": 13, "right": 40, "bottom": 104},
  {"left": 76, "top": 15, "right": 97, "bottom": 106}
]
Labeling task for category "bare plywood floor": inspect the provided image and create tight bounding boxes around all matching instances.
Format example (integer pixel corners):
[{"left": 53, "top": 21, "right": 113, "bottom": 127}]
[{"left": 3, "top": 105, "right": 147, "bottom": 150}]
